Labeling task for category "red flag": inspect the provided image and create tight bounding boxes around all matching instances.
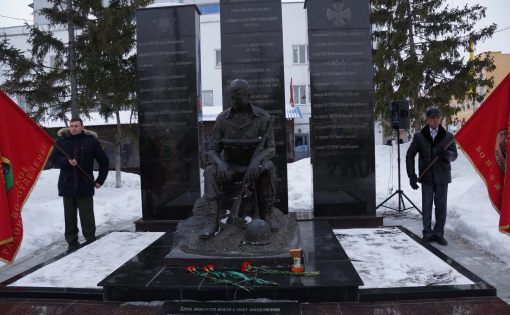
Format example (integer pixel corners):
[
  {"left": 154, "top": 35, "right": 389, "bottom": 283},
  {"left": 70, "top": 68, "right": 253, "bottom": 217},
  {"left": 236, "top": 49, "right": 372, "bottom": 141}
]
[
  {"left": 289, "top": 77, "right": 295, "bottom": 108},
  {"left": 455, "top": 73, "right": 510, "bottom": 233},
  {"left": 0, "top": 91, "right": 54, "bottom": 263}
]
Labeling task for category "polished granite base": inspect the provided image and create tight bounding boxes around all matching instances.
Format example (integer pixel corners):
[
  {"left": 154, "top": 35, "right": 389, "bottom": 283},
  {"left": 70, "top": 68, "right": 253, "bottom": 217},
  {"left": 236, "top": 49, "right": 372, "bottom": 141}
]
[
  {"left": 0, "top": 222, "right": 498, "bottom": 304},
  {"left": 99, "top": 221, "right": 363, "bottom": 302},
  {"left": 1, "top": 297, "right": 509, "bottom": 314}
]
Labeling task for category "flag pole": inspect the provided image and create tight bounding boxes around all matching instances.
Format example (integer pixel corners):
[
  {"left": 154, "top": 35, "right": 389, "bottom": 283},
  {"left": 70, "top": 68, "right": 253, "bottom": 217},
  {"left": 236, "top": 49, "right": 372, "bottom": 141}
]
[
  {"left": 52, "top": 141, "right": 97, "bottom": 185},
  {"left": 418, "top": 138, "right": 456, "bottom": 180}
]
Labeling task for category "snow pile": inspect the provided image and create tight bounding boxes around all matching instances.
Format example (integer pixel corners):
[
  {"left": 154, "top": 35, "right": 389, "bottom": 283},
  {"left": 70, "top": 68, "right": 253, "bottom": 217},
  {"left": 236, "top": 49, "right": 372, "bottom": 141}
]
[
  {"left": 334, "top": 227, "right": 473, "bottom": 288},
  {"left": 287, "top": 157, "right": 313, "bottom": 211},
  {"left": 10, "top": 232, "right": 163, "bottom": 288}
]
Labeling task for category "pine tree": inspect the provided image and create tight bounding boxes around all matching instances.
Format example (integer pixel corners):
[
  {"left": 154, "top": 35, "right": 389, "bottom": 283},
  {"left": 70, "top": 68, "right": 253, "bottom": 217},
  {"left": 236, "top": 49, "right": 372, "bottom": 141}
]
[
  {"left": 0, "top": 0, "right": 94, "bottom": 122},
  {"left": 371, "top": 0, "right": 496, "bottom": 130},
  {"left": 78, "top": 0, "right": 151, "bottom": 188}
]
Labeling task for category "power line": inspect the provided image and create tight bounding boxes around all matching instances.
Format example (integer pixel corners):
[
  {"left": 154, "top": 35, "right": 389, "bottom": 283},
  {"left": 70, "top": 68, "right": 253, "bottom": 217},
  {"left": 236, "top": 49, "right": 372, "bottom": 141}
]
[
  {"left": 494, "top": 25, "right": 510, "bottom": 33},
  {"left": 0, "top": 14, "right": 29, "bottom": 22}
]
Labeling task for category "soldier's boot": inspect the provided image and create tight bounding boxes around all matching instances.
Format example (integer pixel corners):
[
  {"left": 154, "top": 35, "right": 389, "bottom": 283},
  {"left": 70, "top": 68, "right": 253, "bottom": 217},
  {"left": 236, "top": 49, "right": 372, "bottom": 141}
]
[
  {"left": 260, "top": 198, "right": 279, "bottom": 233},
  {"left": 199, "top": 201, "right": 219, "bottom": 239}
]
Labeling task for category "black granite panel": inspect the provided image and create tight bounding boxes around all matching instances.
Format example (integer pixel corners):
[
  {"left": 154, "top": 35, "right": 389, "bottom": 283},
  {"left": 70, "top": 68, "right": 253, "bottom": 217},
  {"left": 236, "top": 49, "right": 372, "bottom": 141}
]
[
  {"left": 137, "top": 4, "right": 201, "bottom": 221},
  {"left": 221, "top": 31, "right": 283, "bottom": 64},
  {"left": 220, "top": 0, "right": 283, "bottom": 34},
  {"left": 313, "top": 188, "right": 375, "bottom": 217},
  {"left": 148, "top": 260, "right": 361, "bottom": 302},
  {"left": 220, "top": 0, "right": 286, "bottom": 212},
  {"left": 310, "top": 61, "right": 374, "bottom": 91},
  {"left": 311, "top": 90, "right": 373, "bottom": 115},
  {"left": 312, "top": 153, "right": 375, "bottom": 216},
  {"left": 307, "top": 0, "right": 375, "bottom": 219},
  {"left": 137, "top": 36, "right": 197, "bottom": 64},
  {"left": 310, "top": 119, "right": 374, "bottom": 155},
  {"left": 312, "top": 154, "right": 375, "bottom": 185},
  {"left": 138, "top": 109, "right": 198, "bottom": 127},
  {"left": 139, "top": 127, "right": 199, "bottom": 161},
  {"left": 138, "top": 96, "right": 197, "bottom": 112},
  {"left": 306, "top": 0, "right": 370, "bottom": 30},
  {"left": 141, "top": 189, "right": 199, "bottom": 220},
  {"left": 137, "top": 68, "right": 197, "bottom": 102},
  {"left": 308, "top": 29, "right": 372, "bottom": 62},
  {"left": 139, "top": 158, "right": 200, "bottom": 190},
  {"left": 136, "top": 5, "right": 200, "bottom": 39},
  {"left": 221, "top": 63, "right": 284, "bottom": 110}
]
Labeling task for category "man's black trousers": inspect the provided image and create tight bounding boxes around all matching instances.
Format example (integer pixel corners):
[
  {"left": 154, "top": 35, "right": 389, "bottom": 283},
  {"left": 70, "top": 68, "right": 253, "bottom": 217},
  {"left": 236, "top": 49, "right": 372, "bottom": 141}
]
[
  {"left": 421, "top": 183, "right": 448, "bottom": 238},
  {"left": 63, "top": 196, "right": 96, "bottom": 245}
]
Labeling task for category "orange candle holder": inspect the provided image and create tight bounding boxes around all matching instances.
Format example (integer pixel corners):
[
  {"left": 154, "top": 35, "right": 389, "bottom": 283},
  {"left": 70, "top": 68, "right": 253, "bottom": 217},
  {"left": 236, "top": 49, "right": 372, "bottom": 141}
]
[{"left": 289, "top": 248, "right": 304, "bottom": 272}]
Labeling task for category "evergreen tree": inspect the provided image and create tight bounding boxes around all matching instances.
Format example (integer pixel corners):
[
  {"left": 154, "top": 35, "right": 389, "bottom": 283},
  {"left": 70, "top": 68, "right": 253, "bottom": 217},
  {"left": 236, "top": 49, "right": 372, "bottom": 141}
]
[
  {"left": 0, "top": 0, "right": 94, "bottom": 122},
  {"left": 78, "top": 0, "right": 151, "bottom": 187},
  {"left": 371, "top": 0, "right": 496, "bottom": 130}
]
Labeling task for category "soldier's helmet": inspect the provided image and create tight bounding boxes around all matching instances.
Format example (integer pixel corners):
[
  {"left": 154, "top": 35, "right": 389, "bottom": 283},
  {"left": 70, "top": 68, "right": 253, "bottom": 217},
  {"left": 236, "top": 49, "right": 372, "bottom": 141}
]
[{"left": 244, "top": 218, "right": 272, "bottom": 245}]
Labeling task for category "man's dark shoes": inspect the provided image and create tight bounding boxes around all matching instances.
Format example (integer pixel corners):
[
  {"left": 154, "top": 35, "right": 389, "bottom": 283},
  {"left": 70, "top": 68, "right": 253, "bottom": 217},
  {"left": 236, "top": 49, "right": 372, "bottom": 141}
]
[
  {"left": 422, "top": 236, "right": 433, "bottom": 243},
  {"left": 434, "top": 235, "right": 448, "bottom": 246},
  {"left": 67, "top": 242, "right": 81, "bottom": 253}
]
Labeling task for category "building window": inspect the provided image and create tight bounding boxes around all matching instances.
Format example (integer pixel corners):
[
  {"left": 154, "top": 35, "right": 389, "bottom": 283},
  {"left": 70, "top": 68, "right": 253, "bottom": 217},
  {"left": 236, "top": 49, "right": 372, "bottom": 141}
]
[
  {"left": 215, "top": 49, "right": 221, "bottom": 68},
  {"left": 292, "top": 44, "right": 308, "bottom": 64},
  {"left": 198, "top": 4, "right": 220, "bottom": 14},
  {"left": 293, "top": 85, "right": 307, "bottom": 105},
  {"left": 295, "top": 134, "right": 309, "bottom": 152},
  {"left": 202, "top": 90, "right": 214, "bottom": 107}
]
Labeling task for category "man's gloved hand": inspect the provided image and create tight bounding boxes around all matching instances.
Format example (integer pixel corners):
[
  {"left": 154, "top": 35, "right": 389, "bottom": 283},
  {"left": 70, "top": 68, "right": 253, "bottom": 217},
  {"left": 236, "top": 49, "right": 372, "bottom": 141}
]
[
  {"left": 409, "top": 174, "right": 419, "bottom": 190},
  {"left": 436, "top": 147, "right": 449, "bottom": 161},
  {"left": 216, "top": 161, "right": 234, "bottom": 184}
]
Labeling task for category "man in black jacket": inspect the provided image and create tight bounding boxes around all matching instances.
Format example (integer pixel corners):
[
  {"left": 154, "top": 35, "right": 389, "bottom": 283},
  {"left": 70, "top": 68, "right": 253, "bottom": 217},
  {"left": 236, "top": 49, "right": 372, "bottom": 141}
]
[
  {"left": 406, "top": 107, "right": 458, "bottom": 245},
  {"left": 51, "top": 117, "right": 109, "bottom": 252}
]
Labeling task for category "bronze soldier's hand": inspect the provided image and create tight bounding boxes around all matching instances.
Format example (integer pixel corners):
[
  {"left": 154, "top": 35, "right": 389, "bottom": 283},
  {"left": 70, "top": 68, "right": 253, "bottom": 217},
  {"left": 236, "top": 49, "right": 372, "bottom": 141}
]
[
  {"left": 245, "top": 162, "right": 261, "bottom": 182},
  {"left": 217, "top": 162, "right": 234, "bottom": 184}
]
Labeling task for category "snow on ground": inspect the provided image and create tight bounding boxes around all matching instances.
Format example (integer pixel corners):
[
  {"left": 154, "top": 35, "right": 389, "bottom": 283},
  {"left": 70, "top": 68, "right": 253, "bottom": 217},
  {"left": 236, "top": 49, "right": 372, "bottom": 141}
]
[
  {"left": 376, "top": 143, "right": 510, "bottom": 266},
  {"left": 334, "top": 227, "right": 473, "bottom": 288},
  {"left": 10, "top": 232, "right": 163, "bottom": 288},
  {"left": 287, "top": 158, "right": 313, "bottom": 212},
  {"left": 0, "top": 169, "right": 142, "bottom": 267}
]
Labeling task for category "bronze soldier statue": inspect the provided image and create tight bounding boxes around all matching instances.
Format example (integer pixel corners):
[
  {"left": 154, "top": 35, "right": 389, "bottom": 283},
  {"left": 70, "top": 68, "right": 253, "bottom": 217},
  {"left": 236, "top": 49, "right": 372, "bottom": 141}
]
[{"left": 200, "top": 79, "right": 278, "bottom": 239}]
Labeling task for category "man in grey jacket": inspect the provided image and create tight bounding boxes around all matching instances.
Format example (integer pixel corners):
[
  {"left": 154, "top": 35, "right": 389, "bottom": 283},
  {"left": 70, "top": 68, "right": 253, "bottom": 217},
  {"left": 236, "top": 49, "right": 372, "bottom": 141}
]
[{"left": 406, "top": 107, "right": 458, "bottom": 245}]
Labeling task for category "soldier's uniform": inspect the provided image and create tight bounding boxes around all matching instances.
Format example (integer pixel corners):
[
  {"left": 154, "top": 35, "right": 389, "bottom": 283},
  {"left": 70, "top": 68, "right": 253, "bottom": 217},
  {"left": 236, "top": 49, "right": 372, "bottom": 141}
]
[{"left": 200, "top": 104, "right": 277, "bottom": 238}]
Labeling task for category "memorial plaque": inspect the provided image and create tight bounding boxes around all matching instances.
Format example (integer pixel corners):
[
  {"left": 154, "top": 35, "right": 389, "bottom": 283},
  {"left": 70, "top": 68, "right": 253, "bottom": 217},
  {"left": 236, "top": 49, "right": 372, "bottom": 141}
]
[
  {"left": 221, "top": 31, "right": 283, "bottom": 64},
  {"left": 160, "top": 301, "right": 300, "bottom": 315},
  {"left": 220, "top": 0, "right": 288, "bottom": 212},
  {"left": 137, "top": 5, "right": 201, "bottom": 220},
  {"left": 220, "top": 0, "right": 283, "bottom": 34},
  {"left": 308, "top": 29, "right": 372, "bottom": 61},
  {"left": 308, "top": 0, "right": 376, "bottom": 217}
]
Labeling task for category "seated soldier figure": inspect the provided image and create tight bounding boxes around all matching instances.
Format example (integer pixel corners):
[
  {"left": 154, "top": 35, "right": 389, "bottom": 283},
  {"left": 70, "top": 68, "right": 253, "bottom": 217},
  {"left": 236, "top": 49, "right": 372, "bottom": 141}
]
[{"left": 200, "top": 79, "right": 278, "bottom": 239}]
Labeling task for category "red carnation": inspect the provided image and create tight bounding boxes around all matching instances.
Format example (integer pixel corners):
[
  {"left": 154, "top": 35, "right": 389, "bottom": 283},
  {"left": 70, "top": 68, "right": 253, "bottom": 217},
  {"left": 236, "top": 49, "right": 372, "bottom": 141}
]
[
  {"left": 185, "top": 265, "right": 197, "bottom": 273},
  {"left": 241, "top": 261, "right": 251, "bottom": 273},
  {"left": 202, "top": 263, "right": 216, "bottom": 272}
]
